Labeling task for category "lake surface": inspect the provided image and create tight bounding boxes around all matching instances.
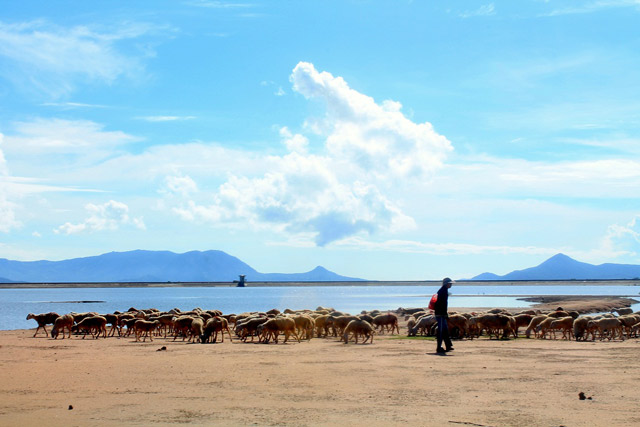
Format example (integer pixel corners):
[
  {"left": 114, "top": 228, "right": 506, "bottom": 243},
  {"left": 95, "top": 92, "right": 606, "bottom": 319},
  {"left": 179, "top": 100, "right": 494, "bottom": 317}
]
[{"left": 5, "top": 283, "right": 640, "bottom": 331}]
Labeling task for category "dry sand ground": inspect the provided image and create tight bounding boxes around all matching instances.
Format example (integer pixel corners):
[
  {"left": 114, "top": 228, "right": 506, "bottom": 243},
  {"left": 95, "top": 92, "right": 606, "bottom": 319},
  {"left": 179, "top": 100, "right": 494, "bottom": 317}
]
[{"left": 1, "top": 326, "right": 640, "bottom": 427}]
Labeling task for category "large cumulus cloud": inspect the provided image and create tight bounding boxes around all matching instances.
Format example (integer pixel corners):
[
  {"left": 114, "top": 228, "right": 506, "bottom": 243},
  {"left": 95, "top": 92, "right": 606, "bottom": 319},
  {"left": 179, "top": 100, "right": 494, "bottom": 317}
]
[{"left": 170, "top": 62, "right": 453, "bottom": 246}]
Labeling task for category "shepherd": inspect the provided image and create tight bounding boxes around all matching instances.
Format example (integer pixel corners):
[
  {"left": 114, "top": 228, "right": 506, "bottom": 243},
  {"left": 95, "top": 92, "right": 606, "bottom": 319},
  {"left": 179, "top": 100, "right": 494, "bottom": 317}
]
[{"left": 434, "top": 277, "right": 454, "bottom": 354}]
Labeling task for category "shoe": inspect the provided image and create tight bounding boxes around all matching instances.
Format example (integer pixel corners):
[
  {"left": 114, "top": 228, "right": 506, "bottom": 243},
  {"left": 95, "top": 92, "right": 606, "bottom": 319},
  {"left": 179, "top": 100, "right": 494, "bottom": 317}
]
[
  {"left": 436, "top": 347, "right": 446, "bottom": 354},
  {"left": 445, "top": 347, "right": 454, "bottom": 352}
]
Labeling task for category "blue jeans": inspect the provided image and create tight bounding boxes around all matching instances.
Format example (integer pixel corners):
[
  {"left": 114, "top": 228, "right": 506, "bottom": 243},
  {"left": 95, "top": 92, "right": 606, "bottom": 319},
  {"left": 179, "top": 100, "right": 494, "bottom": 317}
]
[{"left": 436, "top": 315, "right": 452, "bottom": 350}]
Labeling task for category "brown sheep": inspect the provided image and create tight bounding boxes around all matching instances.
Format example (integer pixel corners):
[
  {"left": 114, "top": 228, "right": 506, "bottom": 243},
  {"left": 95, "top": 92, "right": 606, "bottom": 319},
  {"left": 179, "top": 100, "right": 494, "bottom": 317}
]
[
  {"left": 525, "top": 315, "right": 548, "bottom": 338},
  {"left": 172, "top": 316, "right": 197, "bottom": 341},
  {"left": 200, "top": 316, "right": 233, "bottom": 343},
  {"left": 26, "top": 312, "right": 60, "bottom": 337},
  {"left": 549, "top": 317, "right": 574, "bottom": 340},
  {"left": 535, "top": 317, "right": 557, "bottom": 339},
  {"left": 133, "top": 320, "right": 160, "bottom": 342},
  {"left": 257, "top": 317, "right": 300, "bottom": 344},
  {"left": 617, "top": 314, "right": 640, "bottom": 338},
  {"left": 573, "top": 316, "right": 593, "bottom": 341},
  {"left": 513, "top": 314, "right": 533, "bottom": 337},
  {"left": 50, "top": 314, "right": 74, "bottom": 339},
  {"left": 292, "top": 314, "right": 315, "bottom": 340},
  {"left": 408, "top": 315, "right": 436, "bottom": 337},
  {"left": 447, "top": 314, "right": 469, "bottom": 339},
  {"left": 72, "top": 315, "right": 107, "bottom": 339},
  {"left": 587, "top": 318, "right": 623, "bottom": 341},
  {"left": 235, "top": 316, "right": 268, "bottom": 342},
  {"left": 327, "top": 315, "right": 359, "bottom": 337},
  {"left": 372, "top": 313, "right": 400, "bottom": 335},
  {"left": 343, "top": 319, "right": 375, "bottom": 344}
]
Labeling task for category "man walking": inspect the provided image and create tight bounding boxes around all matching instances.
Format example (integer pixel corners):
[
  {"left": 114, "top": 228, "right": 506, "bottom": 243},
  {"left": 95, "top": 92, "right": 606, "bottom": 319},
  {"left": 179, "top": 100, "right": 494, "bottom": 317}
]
[{"left": 434, "top": 277, "right": 454, "bottom": 354}]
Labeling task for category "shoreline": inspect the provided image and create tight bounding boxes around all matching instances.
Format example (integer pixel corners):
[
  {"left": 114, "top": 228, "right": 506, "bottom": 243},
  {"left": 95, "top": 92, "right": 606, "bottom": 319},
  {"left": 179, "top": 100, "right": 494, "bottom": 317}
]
[{"left": 1, "top": 278, "right": 640, "bottom": 289}]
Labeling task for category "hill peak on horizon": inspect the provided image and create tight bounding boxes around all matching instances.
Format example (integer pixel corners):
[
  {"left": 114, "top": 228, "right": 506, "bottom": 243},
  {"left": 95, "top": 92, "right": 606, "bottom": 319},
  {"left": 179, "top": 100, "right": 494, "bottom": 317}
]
[
  {"left": 0, "top": 249, "right": 364, "bottom": 283},
  {"left": 472, "top": 253, "right": 640, "bottom": 281}
]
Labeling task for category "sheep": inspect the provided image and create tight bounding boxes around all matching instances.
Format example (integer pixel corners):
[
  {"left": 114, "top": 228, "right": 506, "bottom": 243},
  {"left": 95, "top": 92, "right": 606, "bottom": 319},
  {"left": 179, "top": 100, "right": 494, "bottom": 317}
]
[
  {"left": 342, "top": 319, "right": 375, "bottom": 344},
  {"left": 50, "top": 314, "right": 74, "bottom": 339},
  {"left": 476, "top": 313, "right": 514, "bottom": 339},
  {"left": 587, "top": 318, "right": 623, "bottom": 341},
  {"left": 327, "top": 315, "right": 359, "bottom": 337},
  {"left": 447, "top": 314, "right": 469, "bottom": 339},
  {"left": 617, "top": 314, "right": 640, "bottom": 337},
  {"left": 549, "top": 317, "right": 574, "bottom": 340},
  {"left": 72, "top": 315, "right": 107, "bottom": 339},
  {"left": 292, "top": 314, "right": 315, "bottom": 340},
  {"left": 573, "top": 316, "right": 593, "bottom": 341},
  {"left": 148, "top": 314, "right": 176, "bottom": 338},
  {"left": 408, "top": 315, "right": 436, "bottom": 337},
  {"left": 546, "top": 310, "right": 571, "bottom": 319},
  {"left": 313, "top": 315, "right": 330, "bottom": 338},
  {"left": 133, "top": 320, "right": 160, "bottom": 342},
  {"left": 257, "top": 317, "right": 300, "bottom": 344},
  {"left": 235, "top": 316, "right": 268, "bottom": 342},
  {"left": 525, "top": 315, "right": 548, "bottom": 338},
  {"left": 101, "top": 313, "right": 121, "bottom": 337},
  {"left": 513, "top": 314, "right": 533, "bottom": 337},
  {"left": 172, "top": 316, "right": 197, "bottom": 341},
  {"left": 188, "top": 317, "right": 205, "bottom": 342},
  {"left": 535, "top": 317, "right": 557, "bottom": 339},
  {"left": 613, "top": 307, "right": 633, "bottom": 316},
  {"left": 26, "top": 312, "right": 60, "bottom": 337},
  {"left": 200, "top": 316, "right": 233, "bottom": 343},
  {"left": 371, "top": 313, "right": 400, "bottom": 335}
]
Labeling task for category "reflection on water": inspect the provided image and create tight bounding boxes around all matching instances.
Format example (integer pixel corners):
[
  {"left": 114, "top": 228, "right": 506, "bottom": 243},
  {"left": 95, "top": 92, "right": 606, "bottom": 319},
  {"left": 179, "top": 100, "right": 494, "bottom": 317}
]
[{"left": 3, "top": 284, "right": 640, "bottom": 331}]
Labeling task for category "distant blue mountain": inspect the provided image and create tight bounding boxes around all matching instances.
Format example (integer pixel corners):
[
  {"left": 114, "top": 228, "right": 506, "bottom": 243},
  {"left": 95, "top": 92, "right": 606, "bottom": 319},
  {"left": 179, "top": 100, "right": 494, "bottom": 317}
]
[
  {"left": 472, "top": 253, "right": 640, "bottom": 280},
  {"left": 0, "top": 250, "right": 364, "bottom": 283}
]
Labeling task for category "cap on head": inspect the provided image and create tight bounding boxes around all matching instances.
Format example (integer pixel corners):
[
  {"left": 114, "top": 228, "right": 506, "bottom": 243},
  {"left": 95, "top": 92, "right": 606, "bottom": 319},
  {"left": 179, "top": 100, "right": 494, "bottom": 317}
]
[{"left": 442, "top": 277, "right": 454, "bottom": 286}]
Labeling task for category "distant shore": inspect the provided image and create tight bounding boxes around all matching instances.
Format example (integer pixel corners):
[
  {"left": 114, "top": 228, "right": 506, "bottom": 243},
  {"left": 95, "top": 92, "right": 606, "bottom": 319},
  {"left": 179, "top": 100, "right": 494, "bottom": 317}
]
[{"left": 1, "top": 278, "right": 639, "bottom": 289}]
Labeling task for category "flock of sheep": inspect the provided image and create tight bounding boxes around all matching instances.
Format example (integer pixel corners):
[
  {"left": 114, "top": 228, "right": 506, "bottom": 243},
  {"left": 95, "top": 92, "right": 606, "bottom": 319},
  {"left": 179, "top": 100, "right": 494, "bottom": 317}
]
[
  {"left": 403, "top": 306, "right": 640, "bottom": 341},
  {"left": 25, "top": 304, "right": 640, "bottom": 344},
  {"left": 25, "top": 307, "right": 398, "bottom": 344}
]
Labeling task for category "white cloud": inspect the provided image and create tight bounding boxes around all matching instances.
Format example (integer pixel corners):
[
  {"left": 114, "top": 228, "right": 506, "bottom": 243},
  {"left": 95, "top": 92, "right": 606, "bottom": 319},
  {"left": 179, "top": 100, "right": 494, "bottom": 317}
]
[
  {"left": 290, "top": 61, "right": 452, "bottom": 179},
  {"left": 279, "top": 127, "right": 308, "bottom": 153},
  {"left": 602, "top": 215, "right": 640, "bottom": 257},
  {"left": 54, "top": 200, "right": 145, "bottom": 235},
  {"left": 138, "top": 116, "right": 196, "bottom": 122},
  {"left": 162, "top": 174, "right": 198, "bottom": 197},
  {"left": 460, "top": 3, "right": 496, "bottom": 18},
  {"left": 4, "top": 118, "right": 139, "bottom": 153},
  {"left": 0, "top": 20, "right": 163, "bottom": 97},
  {"left": 543, "top": 0, "right": 640, "bottom": 17},
  {"left": 165, "top": 62, "right": 451, "bottom": 245}
]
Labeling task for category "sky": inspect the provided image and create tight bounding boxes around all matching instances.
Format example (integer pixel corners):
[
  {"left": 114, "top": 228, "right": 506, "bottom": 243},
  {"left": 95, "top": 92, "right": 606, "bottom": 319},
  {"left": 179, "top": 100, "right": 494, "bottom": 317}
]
[{"left": 1, "top": 0, "right": 639, "bottom": 280}]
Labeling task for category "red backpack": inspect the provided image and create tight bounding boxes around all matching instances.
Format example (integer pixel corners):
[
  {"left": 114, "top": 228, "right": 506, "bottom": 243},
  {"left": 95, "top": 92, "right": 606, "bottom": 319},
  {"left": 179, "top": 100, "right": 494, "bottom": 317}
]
[{"left": 428, "top": 293, "right": 438, "bottom": 310}]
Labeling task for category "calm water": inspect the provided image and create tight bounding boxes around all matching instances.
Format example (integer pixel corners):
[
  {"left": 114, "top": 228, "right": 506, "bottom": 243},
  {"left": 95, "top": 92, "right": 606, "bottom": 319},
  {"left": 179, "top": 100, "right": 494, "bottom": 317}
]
[{"left": 5, "top": 283, "right": 640, "bottom": 331}]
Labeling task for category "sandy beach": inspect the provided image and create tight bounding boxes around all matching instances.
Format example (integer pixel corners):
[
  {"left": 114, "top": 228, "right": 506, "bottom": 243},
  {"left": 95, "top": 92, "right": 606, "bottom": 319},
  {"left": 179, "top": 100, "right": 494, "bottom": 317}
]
[{"left": 2, "top": 298, "right": 640, "bottom": 427}]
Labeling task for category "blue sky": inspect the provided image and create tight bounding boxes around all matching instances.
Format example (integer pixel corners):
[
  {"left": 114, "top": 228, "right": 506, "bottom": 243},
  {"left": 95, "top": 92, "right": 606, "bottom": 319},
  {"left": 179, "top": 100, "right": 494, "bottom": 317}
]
[{"left": 1, "top": 0, "right": 639, "bottom": 280}]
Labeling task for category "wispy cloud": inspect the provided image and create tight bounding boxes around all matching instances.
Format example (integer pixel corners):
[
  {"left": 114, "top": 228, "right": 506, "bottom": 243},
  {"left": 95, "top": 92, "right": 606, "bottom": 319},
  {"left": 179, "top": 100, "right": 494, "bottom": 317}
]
[
  {"left": 138, "top": 116, "right": 197, "bottom": 122},
  {"left": 542, "top": 0, "right": 640, "bottom": 17},
  {"left": 460, "top": 3, "right": 496, "bottom": 18},
  {"left": 0, "top": 20, "right": 167, "bottom": 98},
  {"left": 185, "top": 0, "right": 252, "bottom": 8},
  {"left": 41, "top": 102, "right": 108, "bottom": 109}
]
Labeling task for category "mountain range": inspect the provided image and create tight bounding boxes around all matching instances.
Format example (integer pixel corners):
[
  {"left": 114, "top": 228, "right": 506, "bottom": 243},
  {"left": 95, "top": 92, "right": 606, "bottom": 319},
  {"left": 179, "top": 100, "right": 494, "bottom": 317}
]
[
  {"left": 0, "top": 250, "right": 363, "bottom": 283},
  {"left": 472, "top": 253, "right": 640, "bottom": 280}
]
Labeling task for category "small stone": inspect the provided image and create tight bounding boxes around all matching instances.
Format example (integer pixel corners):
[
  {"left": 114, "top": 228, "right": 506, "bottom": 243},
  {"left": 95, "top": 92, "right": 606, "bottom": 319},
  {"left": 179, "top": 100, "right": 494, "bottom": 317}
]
[
  {"left": 578, "top": 392, "right": 586, "bottom": 400},
  {"left": 68, "top": 405, "right": 73, "bottom": 410}
]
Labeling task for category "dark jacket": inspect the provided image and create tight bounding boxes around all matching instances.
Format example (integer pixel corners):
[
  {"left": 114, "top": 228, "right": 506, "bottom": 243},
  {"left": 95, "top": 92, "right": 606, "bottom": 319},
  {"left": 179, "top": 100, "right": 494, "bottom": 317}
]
[{"left": 434, "top": 284, "right": 449, "bottom": 317}]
